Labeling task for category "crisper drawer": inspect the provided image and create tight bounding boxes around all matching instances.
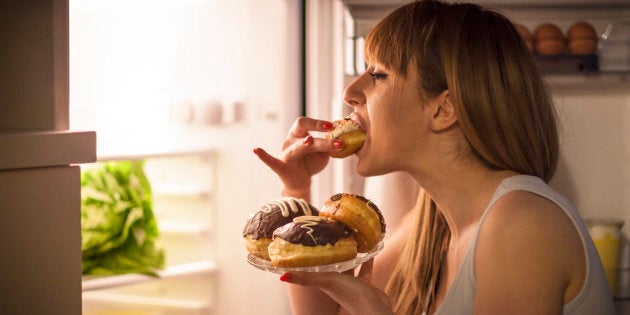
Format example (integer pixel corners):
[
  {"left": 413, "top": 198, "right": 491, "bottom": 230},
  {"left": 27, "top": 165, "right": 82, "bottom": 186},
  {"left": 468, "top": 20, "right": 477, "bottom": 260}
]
[{"left": 83, "top": 273, "right": 215, "bottom": 315}]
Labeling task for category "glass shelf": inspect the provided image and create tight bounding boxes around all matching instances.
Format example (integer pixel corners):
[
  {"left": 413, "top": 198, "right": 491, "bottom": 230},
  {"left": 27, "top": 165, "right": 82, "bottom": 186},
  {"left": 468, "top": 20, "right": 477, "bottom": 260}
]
[
  {"left": 82, "top": 260, "right": 217, "bottom": 292},
  {"left": 83, "top": 291, "right": 211, "bottom": 313}
]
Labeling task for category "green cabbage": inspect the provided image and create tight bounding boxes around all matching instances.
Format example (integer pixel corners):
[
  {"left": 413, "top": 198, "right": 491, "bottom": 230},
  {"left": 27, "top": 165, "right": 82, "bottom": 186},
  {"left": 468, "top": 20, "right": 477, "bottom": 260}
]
[{"left": 81, "top": 160, "right": 165, "bottom": 276}]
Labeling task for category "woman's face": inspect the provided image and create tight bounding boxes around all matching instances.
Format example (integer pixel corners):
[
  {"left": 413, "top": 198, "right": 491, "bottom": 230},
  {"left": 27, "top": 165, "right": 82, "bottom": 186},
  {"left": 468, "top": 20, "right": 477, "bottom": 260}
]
[{"left": 343, "top": 61, "right": 429, "bottom": 176}]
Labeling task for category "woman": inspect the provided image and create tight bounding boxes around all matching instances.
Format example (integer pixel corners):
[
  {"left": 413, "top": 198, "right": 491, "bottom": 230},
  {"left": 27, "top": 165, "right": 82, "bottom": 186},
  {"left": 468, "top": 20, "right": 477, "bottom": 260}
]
[{"left": 254, "top": 1, "right": 615, "bottom": 314}]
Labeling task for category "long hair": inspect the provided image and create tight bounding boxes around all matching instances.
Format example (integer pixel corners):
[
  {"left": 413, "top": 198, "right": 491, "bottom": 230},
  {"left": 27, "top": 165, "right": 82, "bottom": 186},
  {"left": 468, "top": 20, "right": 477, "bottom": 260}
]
[{"left": 364, "top": 1, "right": 559, "bottom": 313}]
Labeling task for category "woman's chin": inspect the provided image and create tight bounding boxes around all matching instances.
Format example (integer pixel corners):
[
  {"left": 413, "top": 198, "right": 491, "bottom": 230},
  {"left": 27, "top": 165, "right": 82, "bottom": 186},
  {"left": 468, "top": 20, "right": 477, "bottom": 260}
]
[
  {"left": 355, "top": 159, "right": 371, "bottom": 176},
  {"left": 355, "top": 146, "right": 390, "bottom": 176},
  {"left": 356, "top": 160, "right": 388, "bottom": 177}
]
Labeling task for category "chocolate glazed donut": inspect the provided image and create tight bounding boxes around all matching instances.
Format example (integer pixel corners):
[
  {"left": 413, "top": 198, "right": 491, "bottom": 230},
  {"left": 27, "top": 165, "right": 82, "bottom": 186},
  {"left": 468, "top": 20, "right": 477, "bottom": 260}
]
[
  {"left": 243, "top": 197, "right": 318, "bottom": 260},
  {"left": 268, "top": 216, "right": 358, "bottom": 268}
]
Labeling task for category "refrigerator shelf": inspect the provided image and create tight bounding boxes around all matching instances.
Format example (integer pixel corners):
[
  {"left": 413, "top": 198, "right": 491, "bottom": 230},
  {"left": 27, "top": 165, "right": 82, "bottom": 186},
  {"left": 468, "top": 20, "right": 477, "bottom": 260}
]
[
  {"left": 159, "top": 221, "right": 212, "bottom": 235},
  {"left": 82, "top": 291, "right": 211, "bottom": 314},
  {"left": 544, "top": 72, "right": 630, "bottom": 92},
  {"left": 82, "top": 260, "right": 217, "bottom": 292},
  {"left": 97, "top": 147, "right": 216, "bottom": 163},
  {"left": 151, "top": 184, "right": 213, "bottom": 199}
]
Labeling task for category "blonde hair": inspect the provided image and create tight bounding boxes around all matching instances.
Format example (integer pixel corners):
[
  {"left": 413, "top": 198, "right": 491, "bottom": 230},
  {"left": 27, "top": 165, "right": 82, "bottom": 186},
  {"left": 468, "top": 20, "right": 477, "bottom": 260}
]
[{"left": 365, "top": 1, "right": 559, "bottom": 313}]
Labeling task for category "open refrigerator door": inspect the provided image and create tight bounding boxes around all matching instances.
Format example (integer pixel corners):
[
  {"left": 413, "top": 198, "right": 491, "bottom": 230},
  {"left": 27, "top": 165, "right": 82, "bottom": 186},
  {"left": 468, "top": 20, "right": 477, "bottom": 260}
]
[{"left": 71, "top": 0, "right": 303, "bottom": 314}]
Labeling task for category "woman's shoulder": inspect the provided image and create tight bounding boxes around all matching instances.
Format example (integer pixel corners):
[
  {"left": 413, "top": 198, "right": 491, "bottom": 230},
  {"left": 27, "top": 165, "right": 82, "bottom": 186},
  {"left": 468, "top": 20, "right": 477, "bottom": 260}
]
[
  {"left": 473, "top": 189, "right": 586, "bottom": 309},
  {"left": 478, "top": 189, "right": 583, "bottom": 257},
  {"left": 474, "top": 190, "right": 586, "bottom": 313}
]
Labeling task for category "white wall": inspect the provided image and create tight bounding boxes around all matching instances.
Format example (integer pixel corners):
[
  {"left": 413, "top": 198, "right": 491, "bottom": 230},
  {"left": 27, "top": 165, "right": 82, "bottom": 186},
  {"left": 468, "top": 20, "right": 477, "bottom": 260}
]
[{"left": 549, "top": 80, "right": 630, "bottom": 235}]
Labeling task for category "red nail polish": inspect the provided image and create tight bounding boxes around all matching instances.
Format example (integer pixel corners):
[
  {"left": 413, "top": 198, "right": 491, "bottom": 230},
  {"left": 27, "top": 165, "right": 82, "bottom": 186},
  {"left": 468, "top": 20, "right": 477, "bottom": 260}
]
[
  {"left": 280, "top": 273, "right": 293, "bottom": 282},
  {"left": 253, "top": 148, "right": 260, "bottom": 154},
  {"left": 303, "top": 136, "right": 313, "bottom": 144},
  {"left": 322, "top": 122, "right": 333, "bottom": 130},
  {"left": 333, "top": 139, "right": 343, "bottom": 149}
]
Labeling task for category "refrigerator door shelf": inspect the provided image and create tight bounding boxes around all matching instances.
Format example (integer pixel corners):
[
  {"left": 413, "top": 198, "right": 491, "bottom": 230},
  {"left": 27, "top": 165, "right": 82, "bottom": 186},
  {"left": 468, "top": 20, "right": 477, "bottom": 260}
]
[
  {"left": 0, "top": 130, "right": 96, "bottom": 170},
  {"left": 83, "top": 292, "right": 211, "bottom": 315},
  {"left": 82, "top": 260, "right": 217, "bottom": 292},
  {"left": 83, "top": 270, "right": 215, "bottom": 315}
]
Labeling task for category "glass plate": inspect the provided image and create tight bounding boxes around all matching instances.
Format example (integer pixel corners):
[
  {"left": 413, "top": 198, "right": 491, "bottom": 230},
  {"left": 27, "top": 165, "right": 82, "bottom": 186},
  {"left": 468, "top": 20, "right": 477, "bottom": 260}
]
[{"left": 247, "top": 240, "right": 384, "bottom": 274}]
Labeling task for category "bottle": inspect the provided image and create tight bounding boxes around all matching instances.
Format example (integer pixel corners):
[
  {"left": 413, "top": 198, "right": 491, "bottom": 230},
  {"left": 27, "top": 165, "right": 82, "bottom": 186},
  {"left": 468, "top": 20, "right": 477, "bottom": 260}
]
[{"left": 585, "top": 218, "right": 625, "bottom": 296}]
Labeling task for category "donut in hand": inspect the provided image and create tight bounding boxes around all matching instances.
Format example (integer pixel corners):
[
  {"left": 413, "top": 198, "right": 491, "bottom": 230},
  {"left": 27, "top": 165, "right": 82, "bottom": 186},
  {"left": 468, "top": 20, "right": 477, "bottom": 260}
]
[
  {"left": 320, "top": 193, "right": 385, "bottom": 252},
  {"left": 268, "top": 216, "right": 358, "bottom": 267},
  {"left": 327, "top": 118, "right": 366, "bottom": 158},
  {"left": 243, "top": 197, "right": 318, "bottom": 260}
]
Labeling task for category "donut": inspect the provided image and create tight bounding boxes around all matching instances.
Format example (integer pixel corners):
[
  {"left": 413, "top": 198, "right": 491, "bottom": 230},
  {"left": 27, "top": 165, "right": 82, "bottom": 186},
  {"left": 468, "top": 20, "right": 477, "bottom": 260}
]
[
  {"left": 268, "top": 216, "right": 358, "bottom": 267},
  {"left": 243, "top": 197, "right": 318, "bottom": 260},
  {"left": 327, "top": 118, "right": 366, "bottom": 158},
  {"left": 319, "top": 193, "right": 385, "bottom": 252}
]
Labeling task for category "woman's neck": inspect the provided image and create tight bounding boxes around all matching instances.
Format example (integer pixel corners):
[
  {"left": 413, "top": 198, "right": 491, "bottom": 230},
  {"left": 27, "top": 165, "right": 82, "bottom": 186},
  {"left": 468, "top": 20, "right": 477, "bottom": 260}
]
[{"left": 412, "top": 161, "right": 517, "bottom": 240}]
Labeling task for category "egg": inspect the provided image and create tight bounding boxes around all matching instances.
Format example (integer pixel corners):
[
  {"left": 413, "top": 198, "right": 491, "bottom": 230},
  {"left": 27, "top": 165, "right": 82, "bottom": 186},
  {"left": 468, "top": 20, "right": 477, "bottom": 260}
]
[
  {"left": 534, "top": 23, "right": 567, "bottom": 55},
  {"left": 534, "top": 23, "right": 565, "bottom": 41},
  {"left": 567, "top": 21, "right": 598, "bottom": 54},
  {"left": 514, "top": 23, "right": 534, "bottom": 52},
  {"left": 536, "top": 38, "right": 568, "bottom": 55},
  {"left": 568, "top": 21, "right": 598, "bottom": 41},
  {"left": 568, "top": 38, "right": 598, "bottom": 54}
]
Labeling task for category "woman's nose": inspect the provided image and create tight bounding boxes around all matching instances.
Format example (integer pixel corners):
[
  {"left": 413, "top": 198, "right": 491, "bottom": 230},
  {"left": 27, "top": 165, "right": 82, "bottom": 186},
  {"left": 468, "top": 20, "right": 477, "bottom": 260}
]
[{"left": 343, "top": 77, "right": 366, "bottom": 108}]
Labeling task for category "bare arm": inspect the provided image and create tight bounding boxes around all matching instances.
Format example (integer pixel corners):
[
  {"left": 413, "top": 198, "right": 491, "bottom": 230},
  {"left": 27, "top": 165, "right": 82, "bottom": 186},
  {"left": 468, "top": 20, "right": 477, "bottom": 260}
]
[
  {"left": 283, "top": 284, "right": 340, "bottom": 315},
  {"left": 254, "top": 117, "right": 343, "bottom": 314},
  {"left": 281, "top": 259, "right": 393, "bottom": 315},
  {"left": 473, "top": 191, "right": 585, "bottom": 314}
]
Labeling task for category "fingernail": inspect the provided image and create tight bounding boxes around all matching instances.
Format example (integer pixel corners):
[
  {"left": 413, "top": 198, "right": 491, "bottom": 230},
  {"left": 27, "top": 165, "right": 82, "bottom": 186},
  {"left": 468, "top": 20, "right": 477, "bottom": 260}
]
[
  {"left": 322, "top": 122, "right": 333, "bottom": 130},
  {"left": 280, "top": 273, "right": 293, "bottom": 282},
  {"left": 303, "top": 136, "right": 313, "bottom": 145},
  {"left": 253, "top": 148, "right": 261, "bottom": 154},
  {"left": 333, "top": 139, "right": 343, "bottom": 149}
]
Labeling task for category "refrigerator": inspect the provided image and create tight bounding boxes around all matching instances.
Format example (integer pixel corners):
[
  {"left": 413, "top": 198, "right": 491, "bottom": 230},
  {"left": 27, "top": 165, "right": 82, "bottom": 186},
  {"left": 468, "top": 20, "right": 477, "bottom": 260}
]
[
  {"left": 2, "top": 0, "right": 301, "bottom": 314},
  {"left": 2, "top": 0, "right": 630, "bottom": 314},
  {"left": 307, "top": 0, "right": 630, "bottom": 312}
]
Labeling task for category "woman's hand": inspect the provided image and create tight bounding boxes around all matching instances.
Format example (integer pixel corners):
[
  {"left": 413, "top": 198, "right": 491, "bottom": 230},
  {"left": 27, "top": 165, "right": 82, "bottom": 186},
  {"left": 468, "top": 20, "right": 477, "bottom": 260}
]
[
  {"left": 253, "top": 117, "right": 343, "bottom": 199},
  {"left": 279, "top": 259, "right": 394, "bottom": 315}
]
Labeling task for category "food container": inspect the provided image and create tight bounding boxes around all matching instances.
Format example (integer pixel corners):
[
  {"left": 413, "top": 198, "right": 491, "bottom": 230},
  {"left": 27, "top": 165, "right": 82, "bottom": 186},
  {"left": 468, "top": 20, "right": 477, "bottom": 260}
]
[{"left": 585, "top": 218, "right": 625, "bottom": 295}]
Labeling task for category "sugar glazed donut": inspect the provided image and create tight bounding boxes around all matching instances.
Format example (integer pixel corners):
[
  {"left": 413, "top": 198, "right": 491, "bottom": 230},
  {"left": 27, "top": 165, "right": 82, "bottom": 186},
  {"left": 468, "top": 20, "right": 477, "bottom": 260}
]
[
  {"left": 327, "top": 118, "right": 366, "bottom": 158},
  {"left": 243, "top": 197, "right": 318, "bottom": 260},
  {"left": 268, "top": 216, "right": 358, "bottom": 267},
  {"left": 320, "top": 193, "right": 385, "bottom": 252}
]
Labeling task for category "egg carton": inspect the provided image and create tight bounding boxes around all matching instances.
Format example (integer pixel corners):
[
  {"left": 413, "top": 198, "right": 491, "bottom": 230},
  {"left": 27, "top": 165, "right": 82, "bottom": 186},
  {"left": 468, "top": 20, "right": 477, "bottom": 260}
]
[{"left": 535, "top": 53, "right": 599, "bottom": 74}]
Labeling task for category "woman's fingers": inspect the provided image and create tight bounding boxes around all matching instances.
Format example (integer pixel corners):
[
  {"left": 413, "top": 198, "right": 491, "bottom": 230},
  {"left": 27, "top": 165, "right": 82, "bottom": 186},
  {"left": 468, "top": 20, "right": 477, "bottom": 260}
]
[
  {"left": 280, "top": 271, "right": 349, "bottom": 292},
  {"left": 252, "top": 117, "right": 338, "bottom": 193},
  {"left": 280, "top": 268, "right": 393, "bottom": 315},
  {"left": 284, "top": 117, "right": 334, "bottom": 149},
  {"left": 289, "top": 117, "right": 334, "bottom": 136},
  {"left": 253, "top": 147, "right": 285, "bottom": 173},
  {"left": 281, "top": 136, "right": 343, "bottom": 162}
]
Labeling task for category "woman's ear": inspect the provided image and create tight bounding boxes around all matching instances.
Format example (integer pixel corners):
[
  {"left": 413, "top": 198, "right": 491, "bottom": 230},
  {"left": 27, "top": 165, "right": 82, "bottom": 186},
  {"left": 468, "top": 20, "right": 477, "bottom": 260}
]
[{"left": 429, "top": 90, "right": 458, "bottom": 132}]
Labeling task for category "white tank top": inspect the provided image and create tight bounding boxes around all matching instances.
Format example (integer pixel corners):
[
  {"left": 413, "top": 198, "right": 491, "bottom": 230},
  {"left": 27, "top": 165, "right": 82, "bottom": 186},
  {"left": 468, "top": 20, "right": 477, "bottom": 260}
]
[{"left": 435, "top": 175, "right": 615, "bottom": 315}]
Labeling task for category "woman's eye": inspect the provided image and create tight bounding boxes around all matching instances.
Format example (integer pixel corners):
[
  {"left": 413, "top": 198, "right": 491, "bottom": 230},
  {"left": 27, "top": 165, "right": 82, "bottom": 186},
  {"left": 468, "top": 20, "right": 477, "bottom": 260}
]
[{"left": 369, "top": 72, "right": 388, "bottom": 81}]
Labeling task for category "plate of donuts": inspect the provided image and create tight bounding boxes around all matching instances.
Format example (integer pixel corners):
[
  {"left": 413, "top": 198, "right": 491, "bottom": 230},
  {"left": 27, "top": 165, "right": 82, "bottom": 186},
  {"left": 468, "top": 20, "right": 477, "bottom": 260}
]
[
  {"left": 243, "top": 193, "right": 386, "bottom": 274},
  {"left": 247, "top": 240, "right": 384, "bottom": 274}
]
